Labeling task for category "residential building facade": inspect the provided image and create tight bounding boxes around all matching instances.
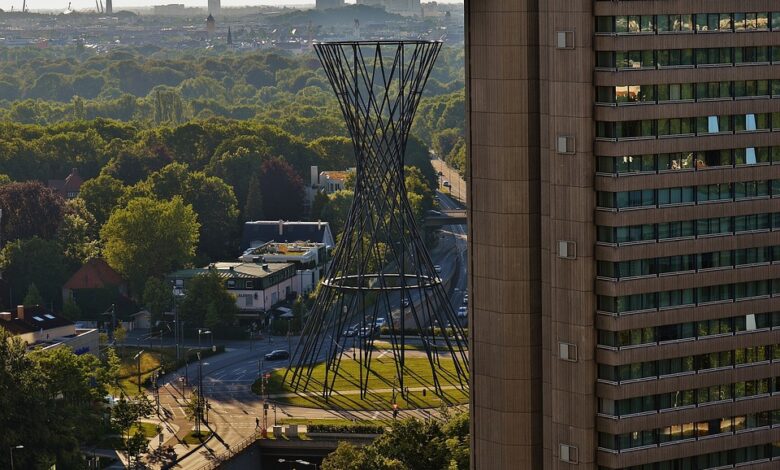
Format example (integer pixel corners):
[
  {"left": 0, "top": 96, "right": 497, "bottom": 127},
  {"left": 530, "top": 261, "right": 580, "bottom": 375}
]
[
  {"left": 0, "top": 305, "right": 99, "bottom": 355},
  {"left": 48, "top": 168, "right": 84, "bottom": 199},
  {"left": 167, "top": 262, "right": 296, "bottom": 320},
  {"left": 467, "top": 1, "right": 780, "bottom": 469},
  {"left": 240, "top": 241, "right": 330, "bottom": 296}
]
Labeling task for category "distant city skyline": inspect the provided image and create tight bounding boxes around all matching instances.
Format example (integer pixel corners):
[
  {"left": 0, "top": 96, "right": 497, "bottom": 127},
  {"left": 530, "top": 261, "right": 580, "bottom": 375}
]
[{"left": 2, "top": 0, "right": 460, "bottom": 12}]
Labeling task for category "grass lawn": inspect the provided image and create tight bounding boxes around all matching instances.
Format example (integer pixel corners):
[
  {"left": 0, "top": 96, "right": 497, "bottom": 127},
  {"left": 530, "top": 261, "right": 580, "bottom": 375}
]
[
  {"left": 260, "top": 355, "right": 468, "bottom": 410},
  {"left": 182, "top": 431, "right": 212, "bottom": 445},
  {"left": 129, "top": 422, "right": 160, "bottom": 439},
  {"left": 112, "top": 347, "right": 176, "bottom": 397},
  {"left": 372, "top": 340, "right": 451, "bottom": 352}
]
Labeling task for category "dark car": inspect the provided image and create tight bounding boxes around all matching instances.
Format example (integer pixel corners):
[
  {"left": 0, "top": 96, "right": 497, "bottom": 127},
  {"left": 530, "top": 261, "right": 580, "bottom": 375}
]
[
  {"left": 264, "top": 350, "right": 290, "bottom": 361},
  {"left": 357, "top": 327, "right": 375, "bottom": 339},
  {"left": 342, "top": 325, "right": 359, "bottom": 337}
]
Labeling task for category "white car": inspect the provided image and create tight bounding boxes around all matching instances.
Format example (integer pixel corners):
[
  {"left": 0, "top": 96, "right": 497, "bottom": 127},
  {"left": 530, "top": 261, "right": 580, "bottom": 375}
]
[
  {"left": 457, "top": 306, "right": 468, "bottom": 318},
  {"left": 375, "top": 317, "right": 388, "bottom": 329}
]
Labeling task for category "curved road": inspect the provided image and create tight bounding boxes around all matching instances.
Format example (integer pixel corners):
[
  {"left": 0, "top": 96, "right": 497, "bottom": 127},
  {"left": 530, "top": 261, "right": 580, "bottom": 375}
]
[{"left": 153, "top": 173, "right": 468, "bottom": 469}]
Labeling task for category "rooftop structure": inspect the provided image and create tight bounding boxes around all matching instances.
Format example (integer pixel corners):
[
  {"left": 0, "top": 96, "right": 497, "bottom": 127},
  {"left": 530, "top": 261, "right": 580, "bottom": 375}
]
[
  {"left": 241, "top": 241, "right": 330, "bottom": 296},
  {"left": 241, "top": 220, "right": 335, "bottom": 251},
  {"left": 47, "top": 168, "right": 83, "bottom": 199},
  {"left": 0, "top": 305, "right": 98, "bottom": 355}
]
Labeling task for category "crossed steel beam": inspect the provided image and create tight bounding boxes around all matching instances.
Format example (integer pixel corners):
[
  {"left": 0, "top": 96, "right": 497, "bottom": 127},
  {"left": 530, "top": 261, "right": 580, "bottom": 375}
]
[{"left": 285, "top": 41, "right": 469, "bottom": 402}]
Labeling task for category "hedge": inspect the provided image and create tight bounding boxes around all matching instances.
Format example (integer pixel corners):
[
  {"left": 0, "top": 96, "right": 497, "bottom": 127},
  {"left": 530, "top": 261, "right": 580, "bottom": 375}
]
[{"left": 306, "top": 423, "right": 386, "bottom": 434}]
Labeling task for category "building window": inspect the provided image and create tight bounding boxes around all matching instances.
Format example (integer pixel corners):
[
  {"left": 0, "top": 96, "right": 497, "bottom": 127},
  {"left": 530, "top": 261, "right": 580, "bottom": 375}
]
[{"left": 559, "top": 444, "right": 578, "bottom": 464}]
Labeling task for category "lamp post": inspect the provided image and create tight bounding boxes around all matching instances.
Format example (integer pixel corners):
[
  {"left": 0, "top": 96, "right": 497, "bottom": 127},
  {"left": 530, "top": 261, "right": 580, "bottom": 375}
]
[
  {"left": 172, "top": 288, "right": 184, "bottom": 360},
  {"left": 198, "top": 328, "right": 213, "bottom": 352},
  {"left": 134, "top": 350, "right": 144, "bottom": 394},
  {"left": 286, "top": 318, "right": 292, "bottom": 367},
  {"left": 9, "top": 445, "right": 22, "bottom": 470},
  {"left": 196, "top": 351, "right": 204, "bottom": 437}
]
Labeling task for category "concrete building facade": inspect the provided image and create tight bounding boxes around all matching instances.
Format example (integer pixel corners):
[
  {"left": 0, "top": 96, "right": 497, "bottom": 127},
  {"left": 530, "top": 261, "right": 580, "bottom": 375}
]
[{"left": 468, "top": 1, "right": 780, "bottom": 469}]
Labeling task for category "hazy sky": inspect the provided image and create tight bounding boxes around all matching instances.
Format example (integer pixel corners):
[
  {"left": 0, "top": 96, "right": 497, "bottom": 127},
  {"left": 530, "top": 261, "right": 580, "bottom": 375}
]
[{"left": 3, "top": 0, "right": 460, "bottom": 11}]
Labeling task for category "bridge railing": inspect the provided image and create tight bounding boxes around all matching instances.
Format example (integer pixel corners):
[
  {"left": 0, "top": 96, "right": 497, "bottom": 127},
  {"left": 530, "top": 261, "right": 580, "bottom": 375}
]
[{"left": 194, "top": 431, "right": 259, "bottom": 470}]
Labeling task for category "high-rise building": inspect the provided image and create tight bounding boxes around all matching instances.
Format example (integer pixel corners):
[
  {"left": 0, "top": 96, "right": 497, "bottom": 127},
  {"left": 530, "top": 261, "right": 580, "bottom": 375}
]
[
  {"left": 105, "top": 0, "right": 112, "bottom": 14},
  {"left": 208, "top": 0, "right": 220, "bottom": 17},
  {"left": 467, "top": 1, "right": 780, "bottom": 469}
]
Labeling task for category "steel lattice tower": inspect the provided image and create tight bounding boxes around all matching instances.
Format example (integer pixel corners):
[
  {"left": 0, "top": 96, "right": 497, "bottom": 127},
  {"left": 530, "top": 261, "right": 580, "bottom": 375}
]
[{"left": 287, "top": 41, "right": 469, "bottom": 401}]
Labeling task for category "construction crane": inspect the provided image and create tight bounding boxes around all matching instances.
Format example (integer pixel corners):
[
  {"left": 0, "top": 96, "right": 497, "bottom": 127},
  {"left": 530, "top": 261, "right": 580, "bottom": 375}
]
[
  {"left": 21, "top": 0, "right": 27, "bottom": 13},
  {"left": 95, "top": 0, "right": 104, "bottom": 13}
]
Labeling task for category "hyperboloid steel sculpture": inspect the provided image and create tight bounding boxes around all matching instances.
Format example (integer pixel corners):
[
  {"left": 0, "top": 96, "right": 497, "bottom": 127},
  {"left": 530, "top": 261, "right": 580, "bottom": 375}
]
[{"left": 286, "top": 40, "right": 469, "bottom": 401}]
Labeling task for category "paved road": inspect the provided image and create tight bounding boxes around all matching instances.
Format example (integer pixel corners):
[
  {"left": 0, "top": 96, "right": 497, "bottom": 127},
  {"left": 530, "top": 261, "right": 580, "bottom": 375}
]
[
  {"left": 436, "top": 190, "right": 468, "bottom": 323},
  {"left": 146, "top": 164, "right": 469, "bottom": 468},
  {"left": 432, "top": 157, "right": 466, "bottom": 204}
]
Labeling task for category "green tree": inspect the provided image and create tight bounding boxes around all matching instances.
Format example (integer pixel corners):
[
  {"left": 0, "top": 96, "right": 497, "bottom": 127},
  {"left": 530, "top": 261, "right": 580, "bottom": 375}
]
[
  {"left": 141, "top": 163, "right": 239, "bottom": 260},
  {"left": 178, "top": 271, "right": 239, "bottom": 330},
  {"left": 58, "top": 198, "right": 101, "bottom": 266},
  {"left": 143, "top": 277, "right": 173, "bottom": 325},
  {"left": 320, "top": 190, "right": 353, "bottom": 235},
  {"left": 62, "top": 297, "right": 82, "bottom": 320},
  {"left": 23, "top": 283, "right": 44, "bottom": 306},
  {"left": 323, "top": 442, "right": 407, "bottom": 470},
  {"left": 0, "top": 330, "right": 113, "bottom": 469},
  {"left": 113, "top": 325, "right": 127, "bottom": 351},
  {"left": 0, "top": 237, "right": 67, "bottom": 308},
  {"left": 404, "top": 165, "right": 434, "bottom": 225},
  {"left": 101, "top": 196, "right": 199, "bottom": 294},
  {"left": 258, "top": 157, "right": 304, "bottom": 220},
  {"left": 308, "top": 136, "right": 355, "bottom": 170},
  {"left": 152, "top": 87, "right": 185, "bottom": 124},
  {"left": 78, "top": 174, "right": 126, "bottom": 227},
  {"left": 0, "top": 181, "right": 65, "bottom": 243},
  {"left": 321, "top": 413, "right": 470, "bottom": 470},
  {"left": 111, "top": 396, "right": 153, "bottom": 441},
  {"left": 207, "top": 145, "right": 269, "bottom": 211},
  {"left": 243, "top": 172, "right": 264, "bottom": 221},
  {"left": 125, "top": 431, "right": 149, "bottom": 467}
]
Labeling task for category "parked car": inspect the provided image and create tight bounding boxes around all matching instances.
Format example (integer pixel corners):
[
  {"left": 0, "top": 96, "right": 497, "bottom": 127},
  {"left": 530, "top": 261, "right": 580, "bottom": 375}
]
[
  {"left": 375, "top": 317, "right": 388, "bottom": 329},
  {"left": 401, "top": 298, "right": 410, "bottom": 308},
  {"left": 434, "top": 265, "right": 442, "bottom": 274},
  {"left": 264, "top": 350, "right": 290, "bottom": 361},
  {"left": 462, "top": 294, "right": 468, "bottom": 305},
  {"left": 457, "top": 306, "right": 468, "bottom": 318},
  {"left": 442, "top": 180, "right": 451, "bottom": 188}
]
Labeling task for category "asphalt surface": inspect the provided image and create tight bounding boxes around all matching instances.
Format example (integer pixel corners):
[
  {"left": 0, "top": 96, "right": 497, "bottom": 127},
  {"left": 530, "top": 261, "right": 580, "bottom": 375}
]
[{"left": 139, "top": 165, "right": 469, "bottom": 468}]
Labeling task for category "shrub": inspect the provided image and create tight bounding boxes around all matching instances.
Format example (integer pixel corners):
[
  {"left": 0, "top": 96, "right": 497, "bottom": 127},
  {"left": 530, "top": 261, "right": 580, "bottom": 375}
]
[{"left": 307, "top": 423, "right": 386, "bottom": 434}]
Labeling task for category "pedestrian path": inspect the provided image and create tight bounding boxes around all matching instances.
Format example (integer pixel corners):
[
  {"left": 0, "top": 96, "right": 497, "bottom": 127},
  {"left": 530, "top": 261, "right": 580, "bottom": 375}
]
[{"left": 266, "top": 384, "right": 462, "bottom": 399}]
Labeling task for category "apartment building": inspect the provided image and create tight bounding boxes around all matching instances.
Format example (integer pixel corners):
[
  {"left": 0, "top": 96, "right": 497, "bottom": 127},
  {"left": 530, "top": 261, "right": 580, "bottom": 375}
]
[{"left": 467, "top": 1, "right": 780, "bottom": 469}]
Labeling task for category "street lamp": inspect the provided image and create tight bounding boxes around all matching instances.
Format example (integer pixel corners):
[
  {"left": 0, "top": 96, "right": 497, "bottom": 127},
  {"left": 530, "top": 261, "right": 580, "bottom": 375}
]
[
  {"left": 9, "top": 445, "right": 23, "bottom": 470},
  {"left": 286, "top": 318, "right": 292, "bottom": 366},
  {"left": 198, "top": 328, "right": 213, "bottom": 352},
  {"left": 134, "top": 350, "right": 144, "bottom": 394}
]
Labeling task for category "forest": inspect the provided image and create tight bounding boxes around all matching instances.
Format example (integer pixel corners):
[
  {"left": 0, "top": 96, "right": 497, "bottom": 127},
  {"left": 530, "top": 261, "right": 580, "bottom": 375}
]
[{"left": 0, "top": 45, "right": 465, "bottom": 319}]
